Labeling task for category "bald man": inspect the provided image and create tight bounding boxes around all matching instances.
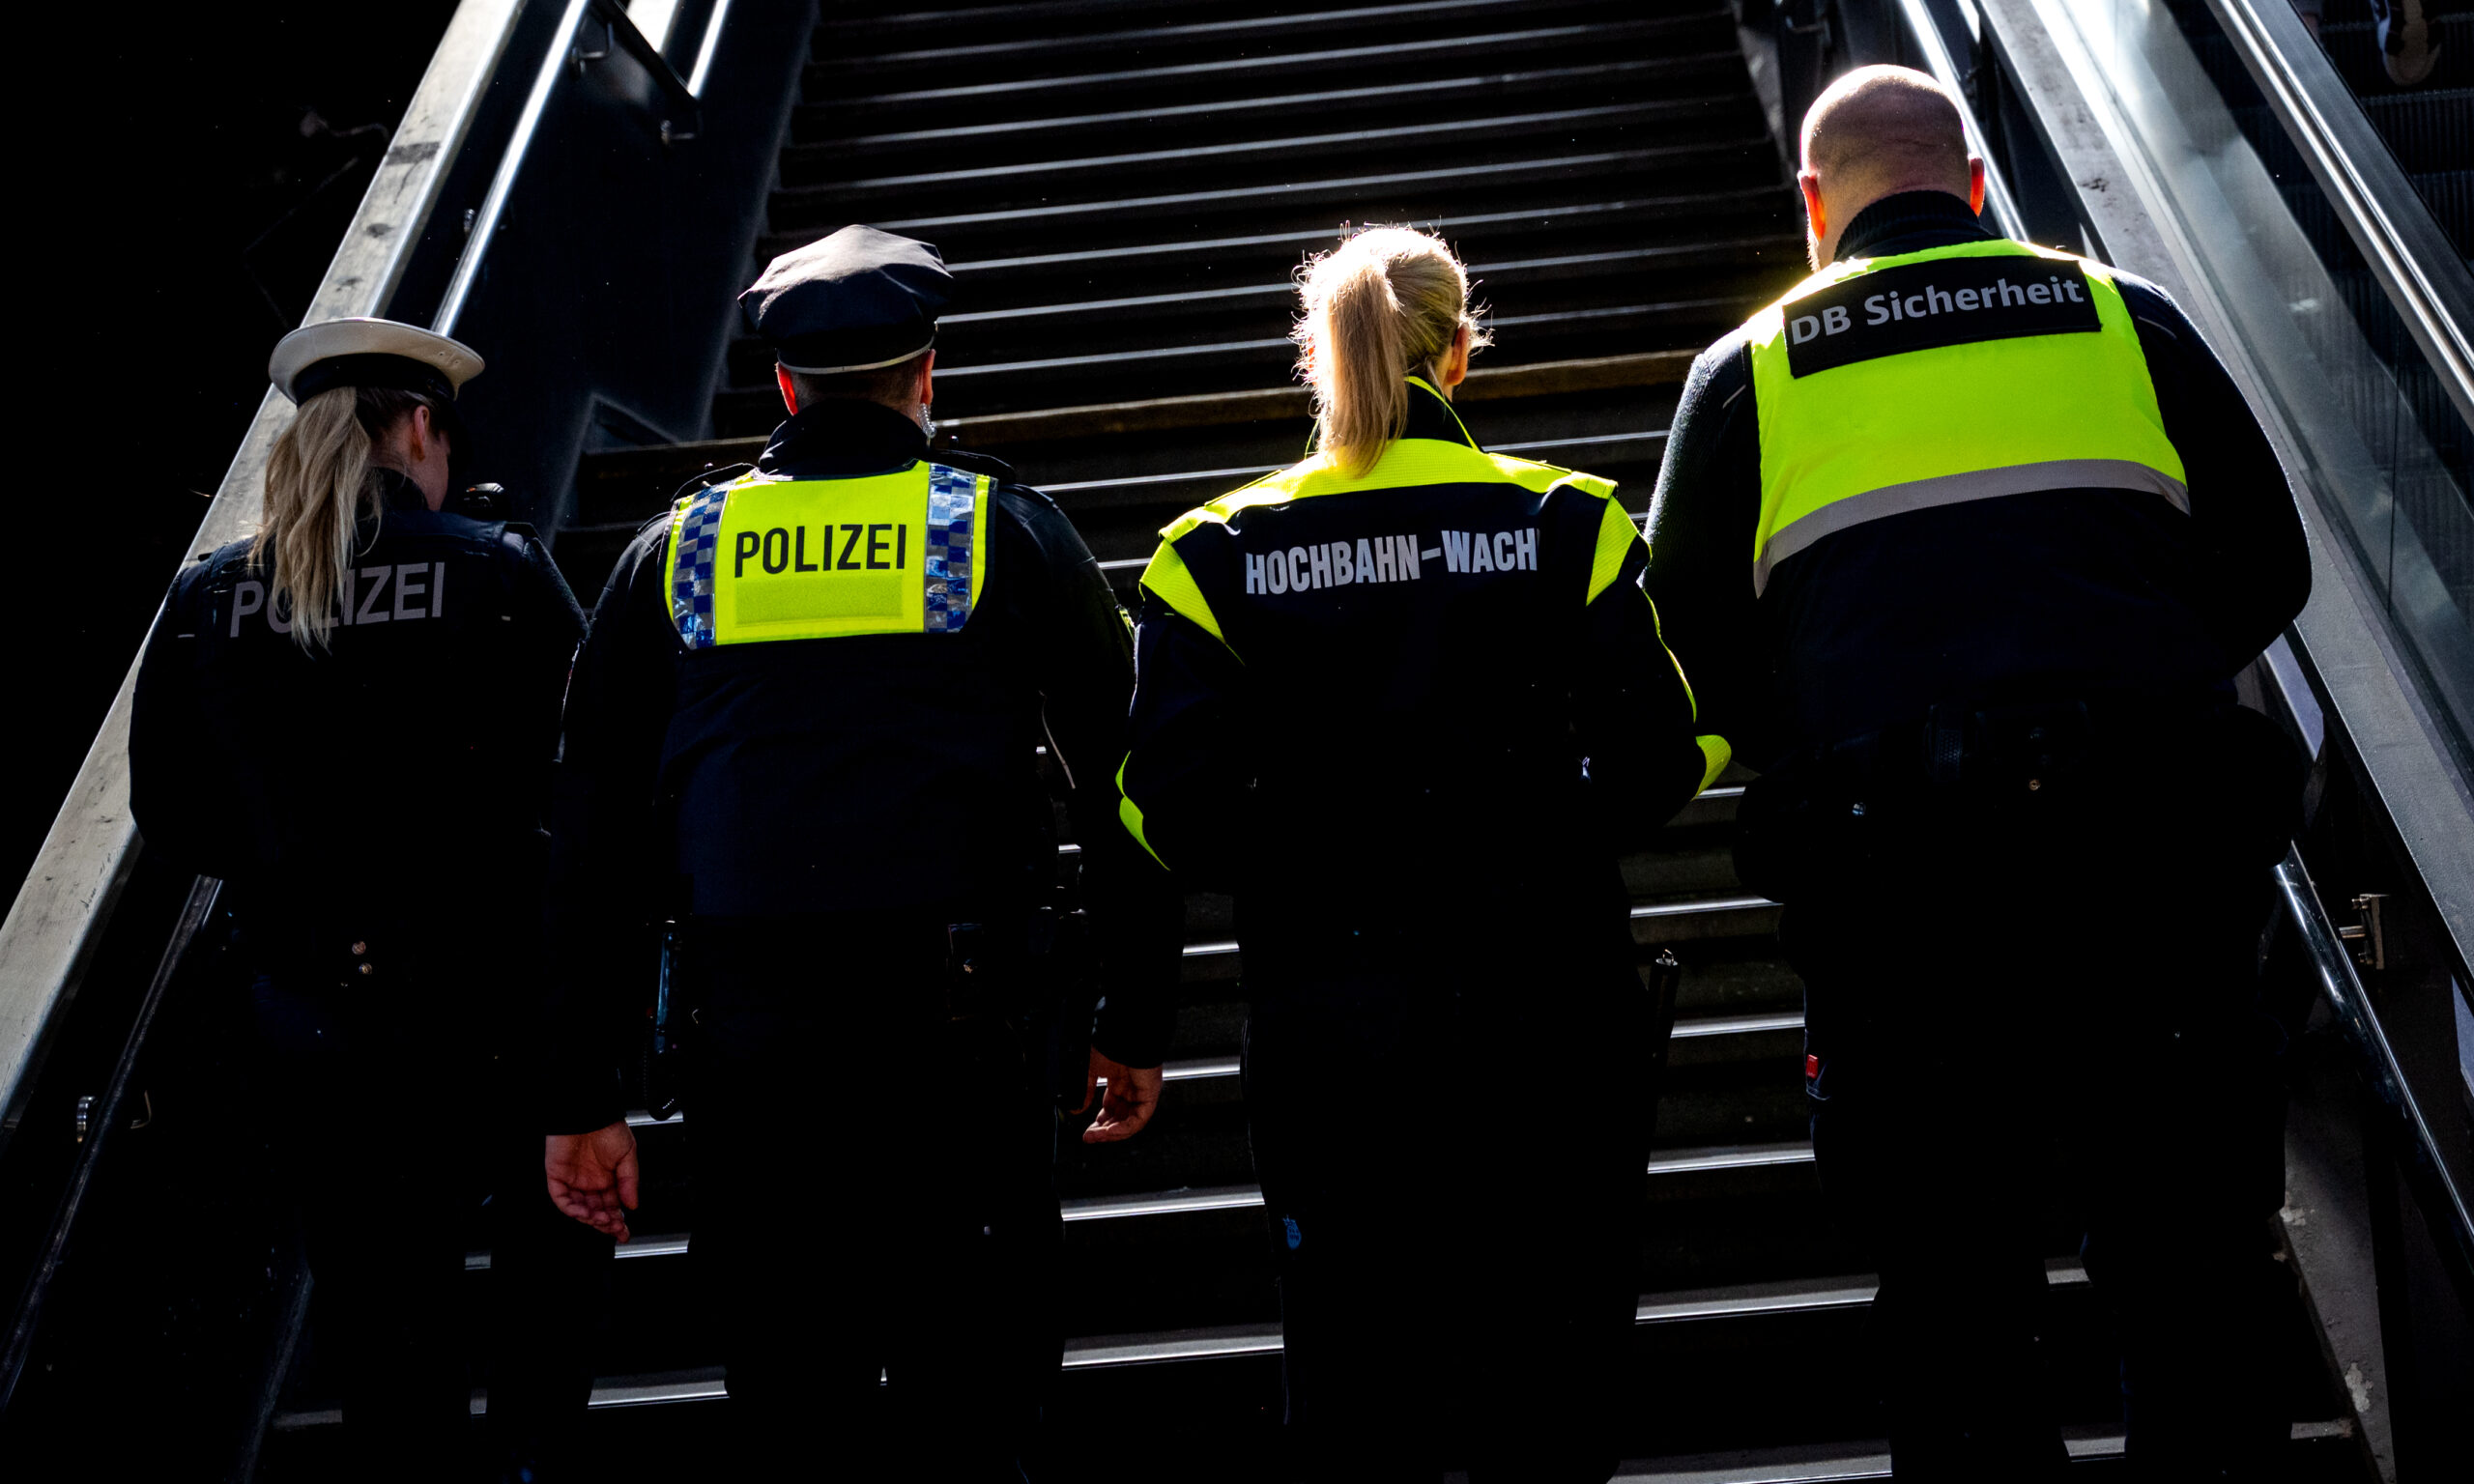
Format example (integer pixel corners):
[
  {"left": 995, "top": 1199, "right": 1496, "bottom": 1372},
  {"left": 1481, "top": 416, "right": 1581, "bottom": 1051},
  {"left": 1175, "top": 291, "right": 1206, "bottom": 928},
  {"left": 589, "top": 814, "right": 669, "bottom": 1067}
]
[{"left": 1645, "top": 68, "right": 2310, "bottom": 1479}]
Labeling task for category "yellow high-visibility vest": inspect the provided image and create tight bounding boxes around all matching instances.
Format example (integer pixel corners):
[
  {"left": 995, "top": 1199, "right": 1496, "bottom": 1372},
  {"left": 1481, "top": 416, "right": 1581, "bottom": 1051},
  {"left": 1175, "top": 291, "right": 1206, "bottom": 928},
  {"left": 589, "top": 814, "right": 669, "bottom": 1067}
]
[
  {"left": 663, "top": 462, "right": 992, "bottom": 647},
  {"left": 1746, "top": 239, "right": 2187, "bottom": 596}
]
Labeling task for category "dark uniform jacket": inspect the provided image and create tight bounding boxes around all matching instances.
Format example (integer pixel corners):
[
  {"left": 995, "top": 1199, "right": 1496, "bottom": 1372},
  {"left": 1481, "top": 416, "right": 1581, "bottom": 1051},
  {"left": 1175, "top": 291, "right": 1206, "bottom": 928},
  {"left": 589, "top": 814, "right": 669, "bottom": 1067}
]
[
  {"left": 1646, "top": 191, "right": 2312, "bottom": 770},
  {"left": 546, "top": 399, "right": 1181, "bottom": 1127},
  {"left": 132, "top": 471, "right": 586, "bottom": 970},
  {"left": 1120, "top": 381, "right": 1711, "bottom": 969}
]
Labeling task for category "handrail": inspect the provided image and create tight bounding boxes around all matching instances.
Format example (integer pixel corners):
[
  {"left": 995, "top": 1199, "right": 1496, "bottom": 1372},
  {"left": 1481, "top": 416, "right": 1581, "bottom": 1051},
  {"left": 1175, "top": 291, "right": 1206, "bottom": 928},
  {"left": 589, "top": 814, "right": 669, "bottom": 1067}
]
[
  {"left": 2203, "top": 0, "right": 2474, "bottom": 437},
  {"left": 436, "top": 0, "right": 597, "bottom": 338},
  {"left": 0, "top": 0, "right": 530, "bottom": 1159},
  {"left": 1891, "top": 0, "right": 2029, "bottom": 241},
  {"left": 0, "top": 877, "right": 222, "bottom": 1409},
  {"left": 434, "top": 0, "right": 705, "bottom": 337},
  {"left": 2274, "top": 848, "right": 2474, "bottom": 1298},
  {"left": 588, "top": 0, "right": 703, "bottom": 136}
]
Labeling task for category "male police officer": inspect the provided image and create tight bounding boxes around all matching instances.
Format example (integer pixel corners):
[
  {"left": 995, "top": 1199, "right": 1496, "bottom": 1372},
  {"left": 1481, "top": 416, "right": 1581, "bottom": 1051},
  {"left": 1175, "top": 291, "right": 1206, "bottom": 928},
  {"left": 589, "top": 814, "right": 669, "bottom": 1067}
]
[
  {"left": 1646, "top": 69, "right": 2312, "bottom": 1479},
  {"left": 537, "top": 226, "right": 1182, "bottom": 1478}
]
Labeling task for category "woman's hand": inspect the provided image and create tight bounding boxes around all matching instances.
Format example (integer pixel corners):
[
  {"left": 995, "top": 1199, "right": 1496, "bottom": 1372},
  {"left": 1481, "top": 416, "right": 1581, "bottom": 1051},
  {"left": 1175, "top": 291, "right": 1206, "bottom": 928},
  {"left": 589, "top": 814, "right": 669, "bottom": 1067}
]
[
  {"left": 546, "top": 1121, "right": 641, "bottom": 1241},
  {"left": 1079, "top": 1048, "right": 1164, "bottom": 1144}
]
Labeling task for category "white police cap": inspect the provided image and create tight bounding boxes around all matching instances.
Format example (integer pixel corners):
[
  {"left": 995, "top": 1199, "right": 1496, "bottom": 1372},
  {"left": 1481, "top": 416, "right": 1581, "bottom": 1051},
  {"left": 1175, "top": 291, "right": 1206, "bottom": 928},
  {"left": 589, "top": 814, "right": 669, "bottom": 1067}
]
[{"left": 268, "top": 317, "right": 484, "bottom": 405}]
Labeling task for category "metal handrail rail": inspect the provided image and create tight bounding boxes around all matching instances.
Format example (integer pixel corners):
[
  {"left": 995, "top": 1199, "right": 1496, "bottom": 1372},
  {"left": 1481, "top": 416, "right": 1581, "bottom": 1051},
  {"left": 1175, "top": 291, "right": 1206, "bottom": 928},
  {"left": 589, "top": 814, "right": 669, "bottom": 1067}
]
[
  {"left": 587, "top": 0, "right": 703, "bottom": 134},
  {"left": 2274, "top": 847, "right": 2474, "bottom": 1298},
  {"left": 2204, "top": 0, "right": 2474, "bottom": 437},
  {"left": 0, "top": 878, "right": 222, "bottom": 1409},
  {"left": 437, "top": 0, "right": 707, "bottom": 335}
]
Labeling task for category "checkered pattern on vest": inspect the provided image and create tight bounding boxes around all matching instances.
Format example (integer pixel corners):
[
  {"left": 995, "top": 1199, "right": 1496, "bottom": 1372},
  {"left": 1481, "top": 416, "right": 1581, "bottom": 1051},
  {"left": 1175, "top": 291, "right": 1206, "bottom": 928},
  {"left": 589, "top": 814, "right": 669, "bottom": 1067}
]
[
  {"left": 924, "top": 464, "right": 980, "bottom": 633},
  {"left": 670, "top": 481, "right": 728, "bottom": 648}
]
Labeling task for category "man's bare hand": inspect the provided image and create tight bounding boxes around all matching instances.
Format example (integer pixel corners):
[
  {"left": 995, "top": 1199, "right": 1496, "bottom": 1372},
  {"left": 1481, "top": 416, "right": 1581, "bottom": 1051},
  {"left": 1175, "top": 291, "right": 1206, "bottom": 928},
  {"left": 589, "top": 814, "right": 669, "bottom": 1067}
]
[
  {"left": 1079, "top": 1048, "right": 1164, "bottom": 1144},
  {"left": 546, "top": 1121, "right": 640, "bottom": 1241}
]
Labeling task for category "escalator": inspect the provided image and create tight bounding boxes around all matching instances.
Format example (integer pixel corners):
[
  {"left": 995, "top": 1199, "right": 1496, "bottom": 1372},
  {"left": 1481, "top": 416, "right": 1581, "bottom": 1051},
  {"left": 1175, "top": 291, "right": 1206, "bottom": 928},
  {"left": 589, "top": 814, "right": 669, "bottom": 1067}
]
[
  {"left": 5, "top": 1, "right": 2470, "bottom": 1479},
  {"left": 2229, "top": 0, "right": 2470, "bottom": 256},
  {"left": 2172, "top": 0, "right": 2473, "bottom": 550}
]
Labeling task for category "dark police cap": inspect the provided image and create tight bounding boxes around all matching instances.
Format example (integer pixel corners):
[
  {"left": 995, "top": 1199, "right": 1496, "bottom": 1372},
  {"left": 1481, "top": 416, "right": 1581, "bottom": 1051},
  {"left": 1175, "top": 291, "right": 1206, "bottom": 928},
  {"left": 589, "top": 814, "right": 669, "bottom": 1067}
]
[
  {"left": 268, "top": 318, "right": 482, "bottom": 404},
  {"left": 739, "top": 225, "right": 950, "bottom": 375}
]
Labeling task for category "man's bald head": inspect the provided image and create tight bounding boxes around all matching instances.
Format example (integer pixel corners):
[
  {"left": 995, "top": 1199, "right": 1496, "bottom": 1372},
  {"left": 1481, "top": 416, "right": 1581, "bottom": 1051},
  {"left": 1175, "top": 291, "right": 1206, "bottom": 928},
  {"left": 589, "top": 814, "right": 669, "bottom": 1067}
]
[
  {"left": 1797, "top": 66, "right": 1981, "bottom": 268},
  {"left": 1802, "top": 66, "right": 1971, "bottom": 195}
]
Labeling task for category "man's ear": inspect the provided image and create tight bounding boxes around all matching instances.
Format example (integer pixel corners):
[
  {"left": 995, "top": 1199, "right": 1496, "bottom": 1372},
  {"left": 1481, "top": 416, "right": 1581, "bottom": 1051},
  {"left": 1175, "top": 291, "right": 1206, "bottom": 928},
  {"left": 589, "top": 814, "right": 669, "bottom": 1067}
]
[
  {"left": 776, "top": 364, "right": 799, "bottom": 414},
  {"left": 1968, "top": 157, "right": 1987, "bottom": 216},
  {"left": 917, "top": 350, "right": 935, "bottom": 409},
  {"left": 1798, "top": 170, "right": 1827, "bottom": 242}
]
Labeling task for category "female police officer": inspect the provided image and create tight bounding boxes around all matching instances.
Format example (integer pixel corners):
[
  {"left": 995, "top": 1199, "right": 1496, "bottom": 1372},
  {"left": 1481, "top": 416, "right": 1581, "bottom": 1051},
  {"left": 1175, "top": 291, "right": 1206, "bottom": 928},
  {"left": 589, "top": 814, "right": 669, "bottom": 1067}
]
[
  {"left": 1117, "top": 228, "right": 1724, "bottom": 1481},
  {"left": 129, "top": 318, "right": 598, "bottom": 1482}
]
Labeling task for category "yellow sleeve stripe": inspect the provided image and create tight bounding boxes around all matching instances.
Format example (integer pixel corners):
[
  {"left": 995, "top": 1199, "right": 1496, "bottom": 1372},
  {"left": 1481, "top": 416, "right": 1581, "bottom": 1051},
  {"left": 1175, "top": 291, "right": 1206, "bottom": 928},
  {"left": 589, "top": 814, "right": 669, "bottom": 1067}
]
[
  {"left": 1642, "top": 588, "right": 1700, "bottom": 723},
  {"left": 1695, "top": 734, "right": 1733, "bottom": 794},
  {"left": 1115, "top": 755, "right": 1167, "bottom": 869},
  {"left": 1137, "top": 541, "right": 1234, "bottom": 653},
  {"left": 1586, "top": 495, "right": 1642, "bottom": 603}
]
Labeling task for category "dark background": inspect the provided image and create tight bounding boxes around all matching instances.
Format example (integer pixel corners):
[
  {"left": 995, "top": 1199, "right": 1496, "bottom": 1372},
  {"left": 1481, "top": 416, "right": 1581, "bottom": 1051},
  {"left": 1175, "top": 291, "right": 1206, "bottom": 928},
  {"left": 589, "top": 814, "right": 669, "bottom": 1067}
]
[{"left": 17, "top": 6, "right": 458, "bottom": 899}]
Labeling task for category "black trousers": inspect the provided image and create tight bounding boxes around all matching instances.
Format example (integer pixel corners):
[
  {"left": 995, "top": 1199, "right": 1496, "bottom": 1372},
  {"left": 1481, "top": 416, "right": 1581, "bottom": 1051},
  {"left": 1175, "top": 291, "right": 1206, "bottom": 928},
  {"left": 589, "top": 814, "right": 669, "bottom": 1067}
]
[
  {"left": 253, "top": 966, "right": 611, "bottom": 1482},
  {"left": 1755, "top": 706, "right": 2304, "bottom": 1481},
  {"left": 681, "top": 922, "right": 1061, "bottom": 1481},
  {"left": 1242, "top": 928, "right": 1652, "bottom": 1483}
]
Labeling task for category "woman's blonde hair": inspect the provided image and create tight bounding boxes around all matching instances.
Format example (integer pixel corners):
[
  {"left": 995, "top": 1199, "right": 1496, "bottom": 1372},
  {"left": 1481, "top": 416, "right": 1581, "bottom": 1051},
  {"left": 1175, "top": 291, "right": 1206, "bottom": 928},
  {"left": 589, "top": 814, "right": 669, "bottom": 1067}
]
[
  {"left": 255, "top": 385, "right": 435, "bottom": 650},
  {"left": 1292, "top": 226, "right": 1489, "bottom": 478}
]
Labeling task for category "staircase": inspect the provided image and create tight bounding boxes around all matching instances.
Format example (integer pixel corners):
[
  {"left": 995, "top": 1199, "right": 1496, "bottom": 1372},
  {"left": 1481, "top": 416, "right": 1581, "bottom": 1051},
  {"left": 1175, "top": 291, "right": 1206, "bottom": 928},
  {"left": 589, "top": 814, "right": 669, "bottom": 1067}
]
[{"left": 257, "top": 2, "right": 2371, "bottom": 1476}]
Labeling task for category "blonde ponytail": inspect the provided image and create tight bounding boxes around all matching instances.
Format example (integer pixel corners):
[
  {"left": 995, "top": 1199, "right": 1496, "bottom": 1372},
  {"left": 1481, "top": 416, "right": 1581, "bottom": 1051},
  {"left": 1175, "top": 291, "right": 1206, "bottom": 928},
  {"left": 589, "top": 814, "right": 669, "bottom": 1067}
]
[
  {"left": 255, "top": 385, "right": 431, "bottom": 650},
  {"left": 1293, "top": 227, "right": 1488, "bottom": 478}
]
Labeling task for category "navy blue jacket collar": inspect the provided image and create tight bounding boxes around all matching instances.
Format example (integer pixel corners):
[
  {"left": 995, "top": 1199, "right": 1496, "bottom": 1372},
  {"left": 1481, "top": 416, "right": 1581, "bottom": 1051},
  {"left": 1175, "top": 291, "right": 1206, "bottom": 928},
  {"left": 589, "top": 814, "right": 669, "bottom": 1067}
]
[
  {"left": 376, "top": 467, "right": 431, "bottom": 514},
  {"left": 1400, "top": 376, "right": 1479, "bottom": 446},
  {"left": 1833, "top": 189, "right": 1997, "bottom": 264},
  {"left": 759, "top": 398, "right": 931, "bottom": 479}
]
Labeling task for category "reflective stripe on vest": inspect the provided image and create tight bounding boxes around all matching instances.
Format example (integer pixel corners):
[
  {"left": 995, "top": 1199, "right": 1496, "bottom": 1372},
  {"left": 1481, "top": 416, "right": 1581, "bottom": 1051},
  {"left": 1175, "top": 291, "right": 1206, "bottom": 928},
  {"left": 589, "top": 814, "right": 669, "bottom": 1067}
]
[
  {"left": 1747, "top": 239, "right": 2187, "bottom": 596},
  {"left": 662, "top": 462, "right": 990, "bottom": 648}
]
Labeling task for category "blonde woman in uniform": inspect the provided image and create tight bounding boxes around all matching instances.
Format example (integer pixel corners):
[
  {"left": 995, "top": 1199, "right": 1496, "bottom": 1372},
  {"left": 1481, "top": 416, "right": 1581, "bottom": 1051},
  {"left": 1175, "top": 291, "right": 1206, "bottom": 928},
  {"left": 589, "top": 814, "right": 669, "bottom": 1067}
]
[
  {"left": 130, "top": 319, "right": 598, "bottom": 1483},
  {"left": 1118, "top": 231, "right": 1725, "bottom": 1481}
]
